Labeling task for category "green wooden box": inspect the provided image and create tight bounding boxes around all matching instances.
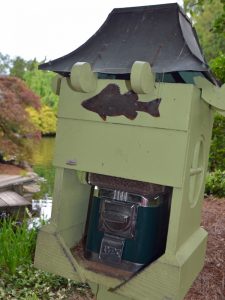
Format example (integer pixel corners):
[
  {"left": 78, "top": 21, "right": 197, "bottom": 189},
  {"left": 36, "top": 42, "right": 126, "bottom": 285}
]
[
  {"left": 34, "top": 4, "right": 225, "bottom": 299},
  {"left": 34, "top": 65, "right": 225, "bottom": 299}
]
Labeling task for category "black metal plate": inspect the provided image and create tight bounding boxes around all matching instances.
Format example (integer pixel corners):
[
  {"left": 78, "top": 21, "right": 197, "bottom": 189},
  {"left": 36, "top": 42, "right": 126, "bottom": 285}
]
[{"left": 39, "top": 3, "right": 213, "bottom": 80}]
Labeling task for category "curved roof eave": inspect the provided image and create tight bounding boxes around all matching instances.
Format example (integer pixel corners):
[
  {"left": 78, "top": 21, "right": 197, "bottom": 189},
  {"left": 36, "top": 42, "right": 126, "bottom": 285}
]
[{"left": 39, "top": 3, "right": 214, "bottom": 82}]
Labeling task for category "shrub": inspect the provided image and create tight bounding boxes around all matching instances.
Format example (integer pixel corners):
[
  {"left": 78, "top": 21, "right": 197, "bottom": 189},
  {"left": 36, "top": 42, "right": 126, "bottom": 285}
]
[
  {"left": 27, "top": 105, "right": 57, "bottom": 136},
  {"left": 0, "top": 76, "right": 41, "bottom": 163},
  {"left": 209, "top": 114, "right": 225, "bottom": 172},
  {"left": 205, "top": 170, "right": 225, "bottom": 198}
]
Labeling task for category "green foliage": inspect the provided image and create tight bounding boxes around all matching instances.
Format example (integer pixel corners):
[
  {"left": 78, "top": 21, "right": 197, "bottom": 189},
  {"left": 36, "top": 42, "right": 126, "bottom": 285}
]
[
  {"left": 205, "top": 169, "right": 225, "bottom": 197},
  {"left": 209, "top": 52, "right": 225, "bottom": 83},
  {"left": 0, "top": 217, "right": 37, "bottom": 274},
  {"left": 211, "top": 0, "right": 225, "bottom": 35},
  {"left": 10, "top": 57, "right": 37, "bottom": 80},
  {"left": 184, "top": 0, "right": 205, "bottom": 15},
  {"left": 23, "top": 62, "right": 58, "bottom": 109},
  {"left": 33, "top": 165, "right": 55, "bottom": 198},
  {"left": 0, "top": 54, "right": 38, "bottom": 78},
  {"left": 0, "top": 216, "right": 91, "bottom": 299},
  {"left": 0, "top": 53, "right": 58, "bottom": 110},
  {"left": 209, "top": 114, "right": 225, "bottom": 171},
  {"left": 0, "top": 53, "right": 11, "bottom": 75},
  {"left": 0, "top": 215, "right": 91, "bottom": 299},
  {"left": 0, "top": 264, "right": 90, "bottom": 300},
  {"left": 184, "top": 0, "right": 225, "bottom": 60},
  {"left": 184, "top": 0, "right": 225, "bottom": 182},
  {"left": 27, "top": 105, "right": 57, "bottom": 135},
  {"left": 10, "top": 57, "right": 29, "bottom": 79}
]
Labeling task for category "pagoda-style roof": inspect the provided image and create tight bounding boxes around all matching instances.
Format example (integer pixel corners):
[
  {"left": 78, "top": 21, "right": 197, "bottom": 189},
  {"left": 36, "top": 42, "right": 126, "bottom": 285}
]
[{"left": 39, "top": 3, "right": 211, "bottom": 78}]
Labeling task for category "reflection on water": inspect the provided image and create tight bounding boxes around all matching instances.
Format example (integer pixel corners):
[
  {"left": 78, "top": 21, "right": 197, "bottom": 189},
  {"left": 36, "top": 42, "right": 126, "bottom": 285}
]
[
  {"left": 31, "top": 138, "right": 55, "bottom": 217},
  {"left": 32, "top": 137, "right": 55, "bottom": 167},
  {"left": 32, "top": 137, "right": 56, "bottom": 197}
]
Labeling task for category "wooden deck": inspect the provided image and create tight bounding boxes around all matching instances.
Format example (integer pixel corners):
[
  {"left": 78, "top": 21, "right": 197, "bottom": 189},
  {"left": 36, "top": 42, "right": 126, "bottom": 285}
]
[
  {"left": 0, "top": 175, "right": 34, "bottom": 189},
  {"left": 0, "top": 191, "right": 30, "bottom": 207},
  {"left": 0, "top": 174, "right": 39, "bottom": 211}
]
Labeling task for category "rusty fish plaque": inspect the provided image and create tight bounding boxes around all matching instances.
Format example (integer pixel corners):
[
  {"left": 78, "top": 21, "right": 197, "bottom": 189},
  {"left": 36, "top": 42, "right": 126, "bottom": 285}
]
[{"left": 82, "top": 84, "right": 161, "bottom": 121}]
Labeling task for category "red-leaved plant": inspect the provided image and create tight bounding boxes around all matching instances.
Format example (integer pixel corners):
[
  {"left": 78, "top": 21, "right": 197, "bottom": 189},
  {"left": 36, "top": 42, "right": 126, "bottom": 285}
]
[{"left": 0, "top": 76, "right": 41, "bottom": 163}]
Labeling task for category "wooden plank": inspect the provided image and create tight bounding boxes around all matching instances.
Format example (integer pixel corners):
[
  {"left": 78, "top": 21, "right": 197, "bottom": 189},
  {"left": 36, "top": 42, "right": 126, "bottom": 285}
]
[
  {"left": 54, "top": 119, "right": 188, "bottom": 188},
  {"left": 34, "top": 225, "right": 81, "bottom": 282},
  {"left": 0, "top": 175, "right": 33, "bottom": 189},
  {"left": 0, "top": 198, "right": 9, "bottom": 207},
  {"left": 58, "top": 79, "right": 193, "bottom": 132},
  {"left": 0, "top": 191, "right": 31, "bottom": 207}
]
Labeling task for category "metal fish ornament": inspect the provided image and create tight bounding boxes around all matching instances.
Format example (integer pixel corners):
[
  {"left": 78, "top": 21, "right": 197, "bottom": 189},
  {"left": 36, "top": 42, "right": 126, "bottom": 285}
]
[{"left": 81, "top": 84, "right": 161, "bottom": 121}]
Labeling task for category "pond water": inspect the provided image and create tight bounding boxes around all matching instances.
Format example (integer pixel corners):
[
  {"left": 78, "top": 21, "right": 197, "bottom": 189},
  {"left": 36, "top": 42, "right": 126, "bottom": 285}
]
[
  {"left": 31, "top": 137, "right": 55, "bottom": 220},
  {"left": 31, "top": 137, "right": 56, "bottom": 197},
  {"left": 32, "top": 137, "right": 55, "bottom": 167}
]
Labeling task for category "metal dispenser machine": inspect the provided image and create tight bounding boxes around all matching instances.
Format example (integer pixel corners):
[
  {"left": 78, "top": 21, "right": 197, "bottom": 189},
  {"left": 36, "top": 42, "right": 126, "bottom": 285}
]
[{"left": 34, "top": 4, "right": 225, "bottom": 300}]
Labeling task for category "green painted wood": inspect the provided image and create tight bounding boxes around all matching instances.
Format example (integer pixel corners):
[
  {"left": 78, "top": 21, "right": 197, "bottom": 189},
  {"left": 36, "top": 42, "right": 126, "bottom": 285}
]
[
  {"left": 159, "top": 87, "right": 214, "bottom": 257},
  {"left": 116, "top": 258, "right": 180, "bottom": 300},
  {"left": 218, "top": 110, "right": 225, "bottom": 117},
  {"left": 194, "top": 76, "right": 225, "bottom": 113},
  {"left": 130, "top": 61, "right": 155, "bottom": 94},
  {"left": 53, "top": 119, "right": 188, "bottom": 188},
  {"left": 70, "top": 62, "right": 97, "bottom": 93},
  {"left": 75, "top": 262, "right": 122, "bottom": 288},
  {"left": 34, "top": 224, "right": 81, "bottom": 282},
  {"left": 51, "top": 168, "right": 91, "bottom": 247},
  {"left": 177, "top": 228, "right": 207, "bottom": 300},
  {"left": 35, "top": 73, "right": 217, "bottom": 300},
  {"left": 52, "top": 75, "right": 62, "bottom": 95},
  {"left": 95, "top": 285, "right": 130, "bottom": 300},
  {"left": 58, "top": 78, "right": 193, "bottom": 131},
  {"left": 175, "top": 86, "right": 214, "bottom": 250},
  {"left": 115, "top": 228, "right": 207, "bottom": 300}
]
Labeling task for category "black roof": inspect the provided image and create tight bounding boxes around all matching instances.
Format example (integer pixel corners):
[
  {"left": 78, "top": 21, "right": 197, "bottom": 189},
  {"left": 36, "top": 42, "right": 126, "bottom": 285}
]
[{"left": 39, "top": 3, "right": 212, "bottom": 79}]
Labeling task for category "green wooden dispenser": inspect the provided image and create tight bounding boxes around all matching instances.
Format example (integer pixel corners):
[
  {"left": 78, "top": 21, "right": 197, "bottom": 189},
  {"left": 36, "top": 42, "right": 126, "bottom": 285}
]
[{"left": 34, "top": 4, "right": 225, "bottom": 300}]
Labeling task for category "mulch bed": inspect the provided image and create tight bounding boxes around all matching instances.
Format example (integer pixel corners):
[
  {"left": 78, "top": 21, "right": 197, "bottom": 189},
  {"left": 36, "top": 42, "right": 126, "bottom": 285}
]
[
  {"left": 185, "top": 197, "right": 225, "bottom": 300},
  {"left": 0, "top": 163, "right": 25, "bottom": 175}
]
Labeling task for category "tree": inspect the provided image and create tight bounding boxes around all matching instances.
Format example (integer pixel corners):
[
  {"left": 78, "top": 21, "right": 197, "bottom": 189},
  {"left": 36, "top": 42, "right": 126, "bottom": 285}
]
[
  {"left": 10, "top": 57, "right": 37, "bottom": 79},
  {"left": 23, "top": 62, "right": 59, "bottom": 109},
  {"left": 184, "top": 0, "right": 225, "bottom": 60},
  {"left": 0, "top": 54, "right": 58, "bottom": 109},
  {"left": 184, "top": 0, "right": 225, "bottom": 173},
  {"left": 209, "top": 53, "right": 225, "bottom": 83},
  {"left": 0, "top": 76, "right": 41, "bottom": 162},
  {"left": 0, "top": 53, "right": 11, "bottom": 75}
]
